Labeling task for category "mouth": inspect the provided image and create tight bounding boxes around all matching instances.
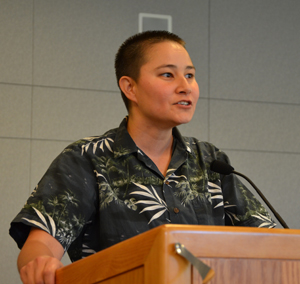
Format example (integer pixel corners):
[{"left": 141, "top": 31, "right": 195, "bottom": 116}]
[{"left": 176, "top": 101, "right": 191, "bottom": 106}]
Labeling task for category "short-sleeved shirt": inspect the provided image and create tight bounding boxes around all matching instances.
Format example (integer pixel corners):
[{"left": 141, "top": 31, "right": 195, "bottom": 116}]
[{"left": 10, "top": 118, "right": 275, "bottom": 262}]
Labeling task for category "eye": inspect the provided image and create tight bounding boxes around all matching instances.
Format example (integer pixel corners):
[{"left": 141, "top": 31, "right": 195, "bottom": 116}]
[
  {"left": 161, "top": 72, "right": 173, "bottom": 78},
  {"left": 185, "top": 73, "right": 194, "bottom": 79}
]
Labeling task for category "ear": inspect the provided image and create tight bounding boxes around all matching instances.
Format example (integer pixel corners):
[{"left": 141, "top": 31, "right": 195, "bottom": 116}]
[{"left": 119, "top": 76, "right": 138, "bottom": 104}]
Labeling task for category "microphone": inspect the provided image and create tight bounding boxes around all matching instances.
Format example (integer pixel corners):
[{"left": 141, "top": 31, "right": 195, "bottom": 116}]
[{"left": 210, "top": 160, "right": 289, "bottom": 229}]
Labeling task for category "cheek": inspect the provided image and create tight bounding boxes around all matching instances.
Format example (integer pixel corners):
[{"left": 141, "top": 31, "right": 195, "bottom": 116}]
[
  {"left": 193, "top": 83, "right": 200, "bottom": 100},
  {"left": 145, "top": 84, "right": 169, "bottom": 102},
  {"left": 139, "top": 80, "right": 159, "bottom": 96}
]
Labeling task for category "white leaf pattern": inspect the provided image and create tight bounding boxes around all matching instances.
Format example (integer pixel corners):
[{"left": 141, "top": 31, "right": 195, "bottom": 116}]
[
  {"left": 148, "top": 209, "right": 167, "bottom": 224},
  {"left": 82, "top": 244, "right": 97, "bottom": 254},
  {"left": 166, "top": 168, "right": 176, "bottom": 173},
  {"left": 94, "top": 170, "right": 108, "bottom": 182},
  {"left": 135, "top": 200, "right": 161, "bottom": 205},
  {"left": 140, "top": 204, "right": 166, "bottom": 213},
  {"left": 22, "top": 207, "right": 57, "bottom": 237},
  {"left": 105, "top": 139, "right": 113, "bottom": 152},
  {"left": 151, "top": 185, "right": 165, "bottom": 205},
  {"left": 132, "top": 182, "right": 150, "bottom": 193},
  {"left": 48, "top": 213, "right": 56, "bottom": 237},
  {"left": 130, "top": 183, "right": 168, "bottom": 224},
  {"left": 252, "top": 213, "right": 275, "bottom": 228},
  {"left": 93, "top": 141, "right": 98, "bottom": 154},
  {"left": 21, "top": 218, "right": 50, "bottom": 234},
  {"left": 130, "top": 191, "right": 156, "bottom": 199},
  {"left": 81, "top": 137, "right": 114, "bottom": 155},
  {"left": 214, "top": 201, "right": 224, "bottom": 209},
  {"left": 211, "top": 195, "right": 223, "bottom": 199},
  {"left": 208, "top": 183, "right": 224, "bottom": 208},
  {"left": 32, "top": 207, "right": 48, "bottom": 227}
]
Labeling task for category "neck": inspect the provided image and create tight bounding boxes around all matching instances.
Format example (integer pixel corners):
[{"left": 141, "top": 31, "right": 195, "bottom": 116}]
[{"left": 126, "top": 116, "right": 174, "bottom": 176}]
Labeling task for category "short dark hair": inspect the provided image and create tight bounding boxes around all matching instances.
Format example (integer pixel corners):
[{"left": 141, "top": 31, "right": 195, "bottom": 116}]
[{"left": 114, "top": 30, "right": 186, "bottom": 111}]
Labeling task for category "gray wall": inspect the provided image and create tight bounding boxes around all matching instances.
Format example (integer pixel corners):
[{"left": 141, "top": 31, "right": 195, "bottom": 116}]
[{"left": 1, "top": 1, "right": 299, "bottom": 282}]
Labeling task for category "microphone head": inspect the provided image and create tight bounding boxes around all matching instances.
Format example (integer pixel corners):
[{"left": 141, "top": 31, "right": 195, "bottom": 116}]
[{"left": 210, "top": 160, "right": 234, "bottom": 175}]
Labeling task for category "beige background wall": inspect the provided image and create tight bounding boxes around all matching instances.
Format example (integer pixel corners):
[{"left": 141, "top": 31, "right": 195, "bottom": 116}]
[{"left": 1, "top": 1, "right": 300, "bottom": 282}]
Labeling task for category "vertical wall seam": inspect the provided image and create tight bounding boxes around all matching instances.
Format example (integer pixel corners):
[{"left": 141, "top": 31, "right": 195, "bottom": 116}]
[
  {"left": 29, "top": 0, "right": 35, "bottom": 194},
  {"left": 207, "top": 0, "right": 211, "bottom": 142}
]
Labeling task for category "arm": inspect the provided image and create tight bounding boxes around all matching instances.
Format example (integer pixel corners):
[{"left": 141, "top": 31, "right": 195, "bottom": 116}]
[{"left": 18, "top": 227, "right": 64, "bottom": 284}]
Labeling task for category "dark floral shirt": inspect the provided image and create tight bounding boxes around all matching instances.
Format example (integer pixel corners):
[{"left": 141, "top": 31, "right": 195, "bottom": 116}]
[{"left": 10, "top": 118, "right": 275, "bottom": 262}]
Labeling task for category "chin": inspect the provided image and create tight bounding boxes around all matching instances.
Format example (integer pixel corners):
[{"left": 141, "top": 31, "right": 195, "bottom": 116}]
[
  {"left": 179, "top": 115, "right": 194, "bottom": 124},
  {"left": 173, "top": 118, "right": 193, "bottom": 127}
]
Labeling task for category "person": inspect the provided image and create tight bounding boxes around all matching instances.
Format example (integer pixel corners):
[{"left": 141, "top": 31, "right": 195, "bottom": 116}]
[{"left": 9, "top": 30, "right": 275, "bottom": 284}]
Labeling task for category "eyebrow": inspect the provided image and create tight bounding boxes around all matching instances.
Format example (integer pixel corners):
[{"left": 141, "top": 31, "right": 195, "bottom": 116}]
[{"left": 155, "top": 64, "right": 196, "bottom": 71}]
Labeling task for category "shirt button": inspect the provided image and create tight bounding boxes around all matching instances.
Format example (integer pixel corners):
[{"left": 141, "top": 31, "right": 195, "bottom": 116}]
[{"left": 173, "top": 207, "right": 180, "bottom": 214}]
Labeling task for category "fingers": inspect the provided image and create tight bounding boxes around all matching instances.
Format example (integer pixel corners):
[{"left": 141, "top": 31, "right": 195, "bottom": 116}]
[{"left": 19, "top": 256, "right": 63, "bottom": 284}]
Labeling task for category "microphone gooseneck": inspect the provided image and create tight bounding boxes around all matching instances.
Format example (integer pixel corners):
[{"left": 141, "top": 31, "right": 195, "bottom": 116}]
[{"left": 210, "top": 160, "right": 289, "bottom": 229}]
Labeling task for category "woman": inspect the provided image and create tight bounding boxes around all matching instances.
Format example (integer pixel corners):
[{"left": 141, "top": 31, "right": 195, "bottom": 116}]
[{"left": 10, "top": 31, "right": 275, "bottom": 284}]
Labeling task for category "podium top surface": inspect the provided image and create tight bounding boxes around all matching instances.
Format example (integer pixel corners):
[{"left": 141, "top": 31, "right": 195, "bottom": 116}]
[{"left": 56, "top": 224, "right": 300, "bottom": 284}]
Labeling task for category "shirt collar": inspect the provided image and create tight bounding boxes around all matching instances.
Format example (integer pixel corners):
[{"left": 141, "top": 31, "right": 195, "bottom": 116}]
[
  {"left": 113, "top": 117, "right": 139, "bottom": 158},
  {"left": 172, "top": 127, "right": 194, "bottom": 156},
  {"left": 113, "top": 117, "right": 194, "bottom": 158}
]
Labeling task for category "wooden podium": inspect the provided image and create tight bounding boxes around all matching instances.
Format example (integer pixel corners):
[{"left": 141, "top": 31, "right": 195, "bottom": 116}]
[{"left": 56, "top": 225, "right": 300, "bottom": 284}]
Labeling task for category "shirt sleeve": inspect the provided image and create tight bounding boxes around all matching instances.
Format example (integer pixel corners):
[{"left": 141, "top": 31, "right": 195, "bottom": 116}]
[
  {"left": 9, "top": 143, "right": 98, "bottom": 252},
  {"left": 215, "top": 150, "right": 276, "bottom": 228}
]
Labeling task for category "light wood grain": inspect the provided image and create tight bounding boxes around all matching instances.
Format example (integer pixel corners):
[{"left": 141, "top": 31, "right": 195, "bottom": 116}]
[
  {"left": 192, "top": 259, "right": 300, "bottom": 284},
  {"left": 56, "top": 225, "right": 300, "bottom": 284},
  {"left": 95, "top": 266, "right": 144, "bottom": 284}
]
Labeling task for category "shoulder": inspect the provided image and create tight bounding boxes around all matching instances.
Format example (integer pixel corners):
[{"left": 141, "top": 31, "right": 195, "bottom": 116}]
[
  {"left": 181, "top": 136, "right": 231, "bottom": 164},
  {"left": 182, "top": 136, "right": 219, "bottom": 154},
  {"left": 62, "top": 127, "right": 118, "bottom": 156},
  {"left": 173, "top": 128, "right": 221, "bottom": 158}
]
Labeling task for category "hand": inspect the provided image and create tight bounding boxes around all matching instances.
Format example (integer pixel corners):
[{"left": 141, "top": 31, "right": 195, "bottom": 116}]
[
  {"left": 19, "top": 255, "right": 63, "bottom": 284},
  {"left": 17, "top": 228, "right": 65, "bottom": 284}
]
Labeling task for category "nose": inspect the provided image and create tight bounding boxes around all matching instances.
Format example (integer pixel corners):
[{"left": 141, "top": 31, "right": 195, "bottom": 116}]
[{"left": 176, "top": 76, "right": 192, "bottom": 95}]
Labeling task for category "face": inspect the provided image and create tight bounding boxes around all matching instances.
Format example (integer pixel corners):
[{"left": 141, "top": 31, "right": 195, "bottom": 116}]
[{"left": 130, "top": 41, "right": 199, "bottom": 130}]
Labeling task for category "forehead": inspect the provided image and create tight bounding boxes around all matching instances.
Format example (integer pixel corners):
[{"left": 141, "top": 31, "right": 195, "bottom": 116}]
[{"left": 143, "top": 41, "right": 192, "bottom": 65}]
